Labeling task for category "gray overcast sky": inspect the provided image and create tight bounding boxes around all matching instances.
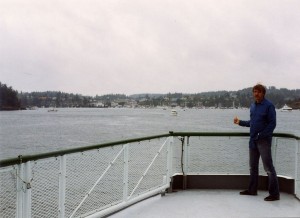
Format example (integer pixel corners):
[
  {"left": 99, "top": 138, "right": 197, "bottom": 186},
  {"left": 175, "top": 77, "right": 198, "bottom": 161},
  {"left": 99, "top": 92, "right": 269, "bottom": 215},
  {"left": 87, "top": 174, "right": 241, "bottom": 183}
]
[{"left": 1, "top": 0, "right": 300, "bottom": 96}]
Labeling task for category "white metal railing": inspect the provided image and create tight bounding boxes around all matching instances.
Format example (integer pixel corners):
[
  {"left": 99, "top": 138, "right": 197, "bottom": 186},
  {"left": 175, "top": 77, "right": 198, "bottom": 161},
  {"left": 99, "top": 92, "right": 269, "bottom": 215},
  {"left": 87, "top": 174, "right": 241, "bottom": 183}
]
[
  {"left": 0, "top": 133, "right": 299, "bottom": 218},
  {"left": 177, "top": 135, "right": 300, "bottom": 200},
  {"left": 297, "top": 139, "right": 300, "bottom": 199},
  {"left": 0, "top": 137, "right": 172, "bottom": 218}
]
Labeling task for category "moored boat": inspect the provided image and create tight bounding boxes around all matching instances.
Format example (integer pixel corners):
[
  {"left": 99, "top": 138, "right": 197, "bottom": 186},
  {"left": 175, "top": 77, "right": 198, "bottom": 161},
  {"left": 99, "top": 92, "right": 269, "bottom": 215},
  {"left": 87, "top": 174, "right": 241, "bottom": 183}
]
[
  {"left": 48, "top": 107, "right": 58, "bottom": 112},
  {"left": 280, "top": 104, "right": 292, "bottom": 112},
  {"left": 171, "top": 109, "right": 178, "bottom": 116}
]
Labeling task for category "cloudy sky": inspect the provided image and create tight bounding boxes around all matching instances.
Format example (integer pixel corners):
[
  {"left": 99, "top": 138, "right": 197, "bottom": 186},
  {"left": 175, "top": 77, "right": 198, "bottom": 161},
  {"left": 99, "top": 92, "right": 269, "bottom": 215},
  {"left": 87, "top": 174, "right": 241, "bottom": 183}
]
[{"left": 1, "top": 0, "right": 299, "bottom": 96}]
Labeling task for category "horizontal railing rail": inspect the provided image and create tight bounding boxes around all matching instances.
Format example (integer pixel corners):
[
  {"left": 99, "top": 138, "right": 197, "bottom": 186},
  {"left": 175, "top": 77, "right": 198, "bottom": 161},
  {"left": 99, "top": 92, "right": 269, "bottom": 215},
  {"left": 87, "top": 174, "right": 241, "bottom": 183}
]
[
  {"left": 0, "top": 133, "right": 170, "bottom": 167},
  {"left": 1, "top": 132, "right": 299, "bottom": 167},
  {"left": 170, "top": 131, "right": 300, "bottom": 139}
]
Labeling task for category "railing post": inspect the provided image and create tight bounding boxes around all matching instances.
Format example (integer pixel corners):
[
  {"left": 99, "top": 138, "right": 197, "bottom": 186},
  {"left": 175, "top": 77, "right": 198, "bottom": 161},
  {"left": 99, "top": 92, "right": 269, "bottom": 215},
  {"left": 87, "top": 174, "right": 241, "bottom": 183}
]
[
  {"left": 123, "top": 144, "right": 129, "bottom": 201},
  {"left": 186, "top": 136, "right": 190, "bottom": 174},
  {"left": 295, "top": 139, "right": 300, "bottom": 199},
  {"left": 16, "top": 164, "right": 24, "bottom": 218},
  {"left": 58, "top": 155, "right": 66, "bottom": 218},
  {"left": 182, "top": 136, "right": 189, "bottom": 190},
  {"left": 23, "top": 161, "right": 32, "bottom": 218},
  {"left": 167, "top": 136, "right": 173, "bottom": 193}
]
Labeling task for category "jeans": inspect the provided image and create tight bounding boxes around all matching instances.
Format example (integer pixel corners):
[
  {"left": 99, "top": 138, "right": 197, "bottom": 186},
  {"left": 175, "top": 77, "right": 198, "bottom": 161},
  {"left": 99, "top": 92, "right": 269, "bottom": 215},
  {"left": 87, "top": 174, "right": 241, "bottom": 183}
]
[{"left": 248, "top": 138, "right": 280, "bottom": 196}]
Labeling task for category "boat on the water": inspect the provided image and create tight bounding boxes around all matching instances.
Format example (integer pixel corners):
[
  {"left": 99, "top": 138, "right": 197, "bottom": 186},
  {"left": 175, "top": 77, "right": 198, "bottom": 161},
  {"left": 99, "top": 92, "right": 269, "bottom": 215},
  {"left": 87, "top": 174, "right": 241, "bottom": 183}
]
[
  {"left": 171, "top": 109, "right": 177, "bottom": 116},
  {"left": 27, "top": 106, "right": 38, "bottom": 110},
  {"left": 48, "top": 107, "right": 58, "bottom": 112},
  {"left": 280, "top": 104, "right": 292, "bottom": 112}
]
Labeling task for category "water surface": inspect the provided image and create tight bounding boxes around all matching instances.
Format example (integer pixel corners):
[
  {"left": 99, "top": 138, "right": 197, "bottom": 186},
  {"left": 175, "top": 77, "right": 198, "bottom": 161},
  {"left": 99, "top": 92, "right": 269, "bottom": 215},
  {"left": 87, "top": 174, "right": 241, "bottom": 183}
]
[{"left": 1, "top": 108, "right": 299, "bottom": 160}]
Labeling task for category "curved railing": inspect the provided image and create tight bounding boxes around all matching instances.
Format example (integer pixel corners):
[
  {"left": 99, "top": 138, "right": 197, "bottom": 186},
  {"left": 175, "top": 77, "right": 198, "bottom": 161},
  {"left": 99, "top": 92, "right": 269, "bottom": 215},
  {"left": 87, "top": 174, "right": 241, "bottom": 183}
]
[
  {"left": 0, "top": 133, "right": 170, "bottom": 167},
  {"left": 0, "top": 132, "right": 299, "bottom": 218},
  {"left": 1, "top": 132, "right": 299, "bottom": 167}
]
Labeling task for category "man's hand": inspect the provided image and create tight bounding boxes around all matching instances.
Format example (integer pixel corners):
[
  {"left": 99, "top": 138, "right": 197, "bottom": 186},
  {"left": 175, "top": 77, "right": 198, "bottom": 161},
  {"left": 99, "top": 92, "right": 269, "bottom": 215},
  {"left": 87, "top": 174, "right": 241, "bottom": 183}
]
[{"left": 234, "top": 116, "right": 240, "bottom": 125}]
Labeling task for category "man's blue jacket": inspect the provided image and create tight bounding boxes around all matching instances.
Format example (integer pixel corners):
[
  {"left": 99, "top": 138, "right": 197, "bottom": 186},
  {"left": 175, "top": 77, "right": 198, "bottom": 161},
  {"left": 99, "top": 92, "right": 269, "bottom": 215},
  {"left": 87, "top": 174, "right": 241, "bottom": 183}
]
[{"left": 239, "top": 98, "right": 276, "bottom": 149}]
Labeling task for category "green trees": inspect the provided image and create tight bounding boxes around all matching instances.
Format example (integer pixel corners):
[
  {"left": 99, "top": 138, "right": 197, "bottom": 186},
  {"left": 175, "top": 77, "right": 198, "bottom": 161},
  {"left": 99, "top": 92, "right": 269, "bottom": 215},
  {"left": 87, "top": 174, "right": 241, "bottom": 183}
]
[
  {"left": 1, "top": 82, "right": 299, "bottom": 110},
  {"left": 0, "top": 82, "right": 21, "bottom": 110}
]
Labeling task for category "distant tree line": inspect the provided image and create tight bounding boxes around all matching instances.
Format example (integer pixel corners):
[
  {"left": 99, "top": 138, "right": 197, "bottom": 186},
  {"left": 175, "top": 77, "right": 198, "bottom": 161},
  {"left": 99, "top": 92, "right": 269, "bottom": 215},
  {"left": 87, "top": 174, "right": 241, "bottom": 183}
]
[
  {"left": 1, "top": 82, "right": 300, "bottom": 110},
  {"left": 0, "top": 82, "right": 21, "bottom": 110},
  {"left": 18, "top": 91, "right": 93, "bottom": 108}
]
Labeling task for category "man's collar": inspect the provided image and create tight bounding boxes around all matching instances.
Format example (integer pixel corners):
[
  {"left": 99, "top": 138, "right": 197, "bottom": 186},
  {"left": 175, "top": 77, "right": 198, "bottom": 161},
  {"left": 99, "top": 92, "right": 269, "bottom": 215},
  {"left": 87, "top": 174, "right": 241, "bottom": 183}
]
[{"left": 255, "top": 98, "right": 266, "bottom": 105}]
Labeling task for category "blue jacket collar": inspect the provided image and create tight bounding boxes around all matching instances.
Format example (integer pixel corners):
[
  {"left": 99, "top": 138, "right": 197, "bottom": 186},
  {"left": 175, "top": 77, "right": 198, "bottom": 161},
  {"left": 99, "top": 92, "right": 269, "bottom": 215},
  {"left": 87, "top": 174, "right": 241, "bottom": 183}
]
[{"left": 255, "top": 98, "right": 266, "bottom": 105}]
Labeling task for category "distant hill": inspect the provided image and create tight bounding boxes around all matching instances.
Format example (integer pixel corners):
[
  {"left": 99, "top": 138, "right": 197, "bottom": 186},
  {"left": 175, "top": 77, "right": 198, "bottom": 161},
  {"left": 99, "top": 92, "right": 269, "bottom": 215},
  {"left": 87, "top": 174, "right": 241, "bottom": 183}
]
[
  {"left": 0, "top": 82, "right": 21, "bottom": 110},
  {"left": 129, "top": 93, "right": 165, "bottom": 99},
  {"left": 1, "top": 82, "right": 300, "bottom": 109}
]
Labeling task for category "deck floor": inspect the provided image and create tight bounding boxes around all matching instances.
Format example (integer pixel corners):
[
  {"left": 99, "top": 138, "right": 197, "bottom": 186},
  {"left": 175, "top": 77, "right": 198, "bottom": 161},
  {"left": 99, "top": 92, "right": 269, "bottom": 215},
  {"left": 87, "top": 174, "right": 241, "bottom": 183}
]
[{"left": 109, "top": 189, "right": 300, "bottom": 218}]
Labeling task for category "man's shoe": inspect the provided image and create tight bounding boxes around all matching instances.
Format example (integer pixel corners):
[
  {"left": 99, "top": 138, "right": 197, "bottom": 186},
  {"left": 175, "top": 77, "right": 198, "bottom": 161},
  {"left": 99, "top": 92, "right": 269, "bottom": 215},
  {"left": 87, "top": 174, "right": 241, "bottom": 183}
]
[
  {"left": 239, "top": 190, "right": 257, "bottom": 196},
  {"left": 264, "top": 195, "right": 280, "bottom": 201}
]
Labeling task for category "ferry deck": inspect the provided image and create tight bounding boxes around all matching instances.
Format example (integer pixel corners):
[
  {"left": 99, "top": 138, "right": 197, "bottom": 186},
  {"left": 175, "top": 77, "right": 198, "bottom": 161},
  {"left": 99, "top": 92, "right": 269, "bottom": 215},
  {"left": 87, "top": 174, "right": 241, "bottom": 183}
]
[{"left": 110, "top": 189, "right": 300, "bottom": 218}]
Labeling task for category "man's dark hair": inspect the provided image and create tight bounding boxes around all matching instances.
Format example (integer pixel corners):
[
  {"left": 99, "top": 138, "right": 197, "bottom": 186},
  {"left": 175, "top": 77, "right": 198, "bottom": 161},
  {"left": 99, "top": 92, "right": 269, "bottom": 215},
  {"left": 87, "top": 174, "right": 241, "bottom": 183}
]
[{"left": 252, "top": 84, "right": 266, "bottom": 95}]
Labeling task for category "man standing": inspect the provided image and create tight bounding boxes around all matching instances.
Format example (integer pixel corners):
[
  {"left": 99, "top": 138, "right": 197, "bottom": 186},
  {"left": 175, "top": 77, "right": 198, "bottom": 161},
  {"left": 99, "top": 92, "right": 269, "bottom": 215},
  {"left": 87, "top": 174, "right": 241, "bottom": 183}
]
[{"left": 234, "top": 84, "right": 280, "bottom": 201}]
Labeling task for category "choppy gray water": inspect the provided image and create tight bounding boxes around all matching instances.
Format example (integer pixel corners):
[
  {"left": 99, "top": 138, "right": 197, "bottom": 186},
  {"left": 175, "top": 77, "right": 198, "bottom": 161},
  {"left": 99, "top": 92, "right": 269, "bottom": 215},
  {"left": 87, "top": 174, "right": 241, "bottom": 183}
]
[{"left": 1, "top": 108, "right": 299, "bottom": 160}]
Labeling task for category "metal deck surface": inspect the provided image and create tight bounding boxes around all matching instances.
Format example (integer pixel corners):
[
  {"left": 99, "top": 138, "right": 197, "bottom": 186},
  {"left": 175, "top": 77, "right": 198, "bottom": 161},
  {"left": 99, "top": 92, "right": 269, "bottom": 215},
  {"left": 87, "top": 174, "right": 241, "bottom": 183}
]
[{"left": 109, "top": 190, "right": 300, "bottom": 218}]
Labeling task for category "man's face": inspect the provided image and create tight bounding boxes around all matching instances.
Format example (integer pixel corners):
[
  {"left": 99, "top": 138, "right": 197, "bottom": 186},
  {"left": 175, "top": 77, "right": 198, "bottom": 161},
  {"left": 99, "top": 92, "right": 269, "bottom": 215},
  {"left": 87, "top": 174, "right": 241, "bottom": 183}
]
[{"left": 253, "top": 89, "right": 264, "bottom": 103}]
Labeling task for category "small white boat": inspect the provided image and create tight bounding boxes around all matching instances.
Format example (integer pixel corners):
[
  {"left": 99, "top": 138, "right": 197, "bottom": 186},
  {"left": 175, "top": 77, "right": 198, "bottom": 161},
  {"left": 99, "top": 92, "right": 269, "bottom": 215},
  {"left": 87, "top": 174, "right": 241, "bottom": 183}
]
[
  {"left": 280, "top": 104, "right": 292, "bottom": 112},
  {"left": 48, "top": 108, "right": 58, "bottom": 112},
  {"left": 27, "top": 106, "right": 38, "bottom": 110},
  {"left": 171, "top": 109, "right": 177, "bottom": 116}
]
